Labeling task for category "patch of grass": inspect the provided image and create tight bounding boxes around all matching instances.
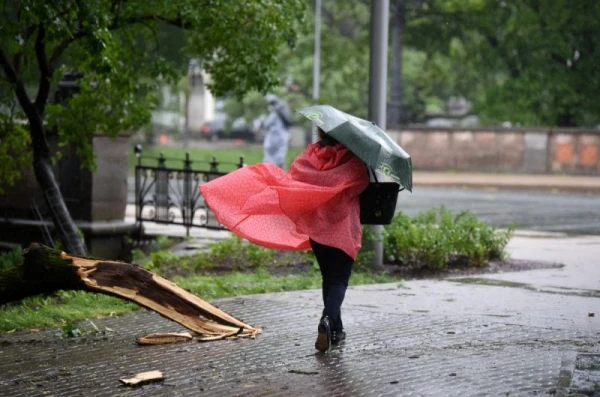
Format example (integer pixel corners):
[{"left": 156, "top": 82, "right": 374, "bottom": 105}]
[
  {"left": 175, "top": 268, "right": 397, "bottom": 301},
  {"left": 0, "top": 291, "right": 137, "bottom": 332},
  {"left": 131, "top": 236, "right": 291, "bottom": 277},
  {"left": 129, "top": 145, "right": 304, "bottom": 173},
  {"left": 174, "top": 268, "right": 322, "bottom": 300},
  {"left": 0, "top": 247, "right": 23, "bottom": 269}
]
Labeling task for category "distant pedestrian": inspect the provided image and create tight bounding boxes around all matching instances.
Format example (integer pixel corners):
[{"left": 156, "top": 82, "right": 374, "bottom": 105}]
[{"left": 263, "top": 94, "right": 292, "bottom": 170}]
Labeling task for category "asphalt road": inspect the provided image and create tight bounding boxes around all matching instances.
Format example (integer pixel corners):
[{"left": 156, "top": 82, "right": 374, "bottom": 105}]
[
  {"left": 128, "top": 173, "right": 600, "bottom": 236},
  {"left": 398, "top": 186, "right": 600, "bottom": 235}
]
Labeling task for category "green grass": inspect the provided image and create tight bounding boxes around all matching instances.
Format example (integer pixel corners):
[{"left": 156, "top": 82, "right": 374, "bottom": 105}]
[
  {"left": 0, "top": 291, "right": 137, "bottom": 332},
  {"left": 129, "top": 145, "right": 304, "bottom": 173},
  {"left": 0, "top": 269, "right": 398, "bottom": 332},
  {"left": 175, "top": 268, "right": 398, "bottom": 300}
]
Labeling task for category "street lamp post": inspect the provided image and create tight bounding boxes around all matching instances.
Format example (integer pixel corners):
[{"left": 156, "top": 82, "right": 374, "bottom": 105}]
[
  {"left": 186, "top": 59, "right": 203, "bottom": 149},
  {"left": 313, "top": 0, "right": 321, "bottom": 103},
  {"left": 388, "top": 0, "right": 404, "bottom": 128},
  {"left": 312, "top": 0, "right": 322, "bottom": 144},
  {"left": 368, "top": 0, "right": 390, "bottom": 266}
]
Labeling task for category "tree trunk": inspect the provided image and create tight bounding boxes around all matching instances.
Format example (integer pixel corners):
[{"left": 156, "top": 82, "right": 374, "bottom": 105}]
[
  {"left": 0, "top": 244, "right": 259, "bottom": 339},
  {"left": 0, "top": 52, "right": 88, "bottom": 255},
  {"left": 33, "top": 155, "right": 88, "bottom": 255}
]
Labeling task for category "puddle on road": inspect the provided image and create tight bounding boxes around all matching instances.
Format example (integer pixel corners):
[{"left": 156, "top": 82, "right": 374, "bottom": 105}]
[
  {"left": 450, "top": 278, "right": 600, "bottom": 298},
  {"left": 454, "top": 278, "right": 528, "bottom": 288}
]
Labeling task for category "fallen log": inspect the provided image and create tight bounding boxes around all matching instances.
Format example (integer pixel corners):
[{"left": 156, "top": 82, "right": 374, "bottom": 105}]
[{"left": 0, "top": 243, "right": 260, "bottom": 339}]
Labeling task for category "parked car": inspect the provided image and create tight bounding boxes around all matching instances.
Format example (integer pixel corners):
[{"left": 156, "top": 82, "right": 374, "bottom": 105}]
[
  {"left": 200, "top": 119, "right": 225, "bottom": 141},
  {"left": 222, "top": 116, "right": 265, "bottom": 142},
  {"left": 227, "top": 117, "right": 256, "bottom": 141},
  {"left": 201, "top": 114, "right": 267, "bottom": 142}
]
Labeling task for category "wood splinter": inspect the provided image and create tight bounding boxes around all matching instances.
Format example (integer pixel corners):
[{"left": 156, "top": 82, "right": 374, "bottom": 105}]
[
  {"left": 119, "top": 370, "right": 164, "bottom": 386},
  {"left": 136, "top": 332, "right": 194, "bottom": 345}
]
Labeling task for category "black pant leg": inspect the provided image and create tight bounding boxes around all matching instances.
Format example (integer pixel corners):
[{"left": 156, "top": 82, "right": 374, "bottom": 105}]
[{"left": 309, "top": 239, "right": 354, "bottom": 331}]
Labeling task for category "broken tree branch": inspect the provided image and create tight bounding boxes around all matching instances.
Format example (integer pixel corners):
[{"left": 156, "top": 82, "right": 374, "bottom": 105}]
[{"left": 2, "top": 243, "right": 260, "bottom": 339}]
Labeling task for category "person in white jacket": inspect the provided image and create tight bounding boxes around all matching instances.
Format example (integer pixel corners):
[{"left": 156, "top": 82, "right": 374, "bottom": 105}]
[{"left": 263, "top": 94, "right": 291, "bottom": 170}]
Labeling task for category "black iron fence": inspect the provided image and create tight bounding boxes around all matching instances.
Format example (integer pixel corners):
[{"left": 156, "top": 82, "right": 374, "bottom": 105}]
[{"left": 134, "top": 145, "right": 244, "bottom": 237}]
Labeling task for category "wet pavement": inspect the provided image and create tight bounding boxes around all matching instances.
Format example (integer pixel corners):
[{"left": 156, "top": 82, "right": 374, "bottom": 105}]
[{"left": 1, "top": 235, "right": 599, "bottom": 396}]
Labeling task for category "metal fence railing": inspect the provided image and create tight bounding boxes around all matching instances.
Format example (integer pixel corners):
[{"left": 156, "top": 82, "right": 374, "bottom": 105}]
[{"left": 134, "top": 145, "right": 244, "bottom": 237}]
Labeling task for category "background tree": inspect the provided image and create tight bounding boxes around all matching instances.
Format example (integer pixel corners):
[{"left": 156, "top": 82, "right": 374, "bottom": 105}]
[
  {"left": 403, "top": 0, "right": 600, "bottom": 127},
  {"left": 277, "top": 0, "right": 372, "bottom": 119},
  {"left": 266, "top": 0, "right": 475, "bottom": 124},
  {"left": 253, "top": 0, "right": 599, "bottom": 128},
  {"left": 0, "top": 0, "right": 305, "bottom": 254}
]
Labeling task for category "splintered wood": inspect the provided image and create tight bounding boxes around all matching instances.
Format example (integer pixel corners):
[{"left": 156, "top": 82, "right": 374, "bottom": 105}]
[
  {"left": 136, "top": 332, "right": 194, "bottom": 345},
  {"left": 21, "top": 244, "right": 261, "bottom": 341},
  {"left": 119, "top": 370, "right": 164, "bottom": 386}
]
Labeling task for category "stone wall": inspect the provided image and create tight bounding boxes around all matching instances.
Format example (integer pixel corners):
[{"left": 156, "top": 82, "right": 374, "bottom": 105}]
[
  {"left": 89, "top": 135, "right": 129, "bottom": 221},
  {"left": 389, "top": 127, "right": 600, "bottom": 175}
]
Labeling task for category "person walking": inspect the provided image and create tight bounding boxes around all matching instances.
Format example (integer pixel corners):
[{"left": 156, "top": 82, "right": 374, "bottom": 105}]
[
  {"left": 262, "top": 94, "right": 292, "bottom": 169},
  {"left": 200, "top": 126, "right": 369, "bottom": 352}
]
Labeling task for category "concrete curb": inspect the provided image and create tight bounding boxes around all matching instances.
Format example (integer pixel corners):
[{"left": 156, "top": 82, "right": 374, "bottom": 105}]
[
  {"left": 413, "top": 181, "right": 600, "bottom": 193},
  {"left": 412, "top": 172, "right": 600, "bottom": 193}
]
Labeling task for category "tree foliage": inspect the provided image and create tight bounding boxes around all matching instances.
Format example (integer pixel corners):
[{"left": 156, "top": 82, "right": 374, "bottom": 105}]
[
  {"left": 242, "top": 0, "right": 599, "bottom": 128},
  {"left": 280, "top": 0, "right": 371, "bottom": 119},
  {"left": 404, "top": 0, "right": 600, "bottom": 127},
  {"left": 0, "top": 0, "right": 305, "bottom": 185},
  {"left": 0, "top": 0, "right": 305, "bottom": 253}
]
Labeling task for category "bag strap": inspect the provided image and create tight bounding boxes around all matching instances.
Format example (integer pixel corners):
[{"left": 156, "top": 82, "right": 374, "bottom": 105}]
[
  {"left": 368, "top": 166, "right": 379, "bottom": 183},
  {"left": 367, "top": 164, "right": 405, "bottom": 192}
]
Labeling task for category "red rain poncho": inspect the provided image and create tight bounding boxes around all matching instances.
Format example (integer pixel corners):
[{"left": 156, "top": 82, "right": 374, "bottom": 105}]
[{"left": 199, "top": 143, "right": 369, "bottom": 259}]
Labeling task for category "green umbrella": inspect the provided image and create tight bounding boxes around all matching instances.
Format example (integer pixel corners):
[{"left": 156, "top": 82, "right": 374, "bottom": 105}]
[{"left": 297, "top": 105, "right": 413, "bottom": 191}]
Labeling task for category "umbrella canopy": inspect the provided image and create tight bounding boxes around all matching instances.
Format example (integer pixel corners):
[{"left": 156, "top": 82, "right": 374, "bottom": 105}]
[{"left": 297, "top": 105, "right": 412, "bottom": 191}]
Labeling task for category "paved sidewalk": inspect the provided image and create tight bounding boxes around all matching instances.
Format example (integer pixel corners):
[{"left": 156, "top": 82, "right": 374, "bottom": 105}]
[
  {"left": 413, "top": 171, "right": 600, "bottom": 193},
  {"left": 0, "top": 234, "right": 598, "bottom": 396}
]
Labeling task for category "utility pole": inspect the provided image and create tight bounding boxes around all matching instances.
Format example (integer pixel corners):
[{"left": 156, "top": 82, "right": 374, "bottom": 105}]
[
  {"left": 312, "top": 0, "right": 322, "bottom": 145},
  {"left": 313, "top": 0, "right": 321, "bottom": 104},
  {"left": 388, "top": 0, "right": 403, "bottom": 128},
  {"left": 368, "top": 0, "right": 390, "bottom": 266}
]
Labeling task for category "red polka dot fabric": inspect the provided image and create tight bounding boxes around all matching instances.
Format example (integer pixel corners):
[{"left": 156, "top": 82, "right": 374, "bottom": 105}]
[{"left": 199, "top": 143, "right": 369, "bottom": 259}]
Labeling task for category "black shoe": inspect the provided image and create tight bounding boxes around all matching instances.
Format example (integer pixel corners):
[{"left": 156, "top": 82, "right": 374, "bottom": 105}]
[
  {"left": 315, "top": 316, "right": 331, "bottom": 353},
  {"left": 331, "top": 330, "right": 346, "bottom": 345}
]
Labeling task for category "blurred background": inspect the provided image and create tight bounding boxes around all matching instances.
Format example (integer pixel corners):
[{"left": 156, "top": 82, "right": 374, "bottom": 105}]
[
  {"left": 1, "top": 0, "right": 599, "bottom": 259},
  {"left": 139, "top": 0, "right": 600, "bottom": 148}
]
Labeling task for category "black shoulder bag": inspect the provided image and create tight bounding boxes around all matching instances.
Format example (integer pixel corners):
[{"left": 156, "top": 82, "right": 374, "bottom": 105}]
[{"left": 359, "top": 167, "right": 404, "bottom": 225}]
